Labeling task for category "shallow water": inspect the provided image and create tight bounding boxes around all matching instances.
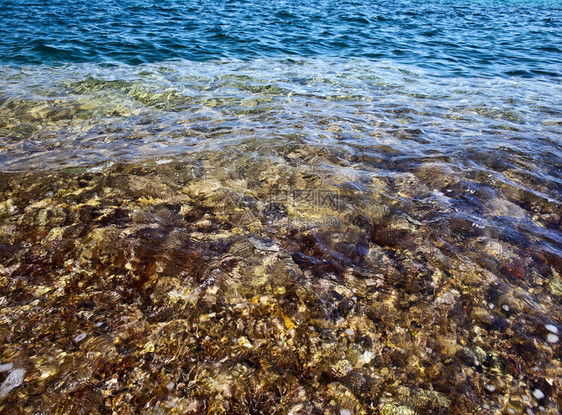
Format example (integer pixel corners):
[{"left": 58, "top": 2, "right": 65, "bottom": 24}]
[
  {"left": 1, "top": 59, "right": 561, "bottom": 173},
  {"left": 0, "top": 0, "right": 561, "bottom": 413}
]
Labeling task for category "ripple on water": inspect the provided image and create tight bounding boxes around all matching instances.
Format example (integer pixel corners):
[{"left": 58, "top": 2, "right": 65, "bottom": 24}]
[{"left": 0, "top": 2, "right": 561, "bottom": 410}]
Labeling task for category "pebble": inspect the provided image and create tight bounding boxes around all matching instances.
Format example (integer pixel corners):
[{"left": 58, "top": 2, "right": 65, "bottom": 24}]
[
  {"left": 238, "top": 336, "right": 253, "bottom": 348},
  {"left": 502, "top": 304, "right": 510, "bottom": 312},
  {"left": 345, "top": 329, "right": 355, "bottom": 337},
  {"left": 0, "top": 368, "right": 26, "bottom": 398},
  {"left": 545, "top": 324, "right": 558, "bottom": 334},
  {"left": 0, "top": 363, "right": 13, "bottom": 372},
  {"left": 546, "top": 333, "right": 559, "bottom": 343},
  {"left": 340, "top": 410, "right": 352, "bottom": 415},
  {"left": 249, "top": 237, "right": 280, "bottom": 252},
  {"left": 166, "top": 381, "right": 175, "bottom": 390},
  {"left": 74, "top": 332, "right": 87, "bottom": 343},
  {"left": 485, "top": 384, "right": 496, "bottom": 392},
  {"left": 362, "top": 351, "right": 374, "bottom": 364},
  {"left": 532, "top": 389, "right": 545, "bottom": 400}
]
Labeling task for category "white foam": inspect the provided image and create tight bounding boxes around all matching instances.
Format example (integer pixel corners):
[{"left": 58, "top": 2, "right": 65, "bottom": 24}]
[{"left": 156, "top": 159, "right": 173, "bottom": 165}]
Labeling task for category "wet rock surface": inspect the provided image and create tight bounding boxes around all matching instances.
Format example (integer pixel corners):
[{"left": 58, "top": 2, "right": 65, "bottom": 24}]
[{"left": 0, "top": 143, "right": 560, "bottom": 414}]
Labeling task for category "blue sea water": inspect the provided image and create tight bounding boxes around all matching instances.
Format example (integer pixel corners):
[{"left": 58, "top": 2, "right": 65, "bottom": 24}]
[{"left": 1, "top": 0, "right": 561, "bottom": 76}]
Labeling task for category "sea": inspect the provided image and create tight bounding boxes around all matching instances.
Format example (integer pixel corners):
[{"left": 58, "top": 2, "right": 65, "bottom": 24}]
[{"left": 0, "top": 0, "right": 561, "bottom": 413}]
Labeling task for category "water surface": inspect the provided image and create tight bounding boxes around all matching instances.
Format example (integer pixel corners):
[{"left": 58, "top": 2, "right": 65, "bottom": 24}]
[{"left": 0, "top": 1, "right": 561, "bottom": 414}]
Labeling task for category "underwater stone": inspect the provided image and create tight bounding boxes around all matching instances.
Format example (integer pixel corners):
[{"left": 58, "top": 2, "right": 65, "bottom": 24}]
[
  {"left": 0, "top": 368, "right": 26, "bottom": 398},
  {"left": 380, "top": 404, "right": 415, "bottom": 415},
  {"left": 457, "top": 347, "right": 480, "bottom": 367},
  {"left": 249, "top": 237, "right": 280, "bottom": 252},
  {"left": 546, "top": 333, "right": 559, "bottom": 343},
  {"left": 361, "top": 351, "right": 374, "bottom": 364},
  {"left": 545, "top": 324, "right": 558, "bottom": 334},
  {"left": 532, "top": 389, "right": 545, "bottom": 400},
  {"left": 0, "top": 363, "right": 13, "bottom": 372}
]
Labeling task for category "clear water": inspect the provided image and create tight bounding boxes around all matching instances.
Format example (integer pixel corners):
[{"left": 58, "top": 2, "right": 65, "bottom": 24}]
[
  {"left": 1, "top": 59, "right": 561, "bottom": 172},
  {"left": 0, "top": 0, "right": 561, "bottom": 413}
]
